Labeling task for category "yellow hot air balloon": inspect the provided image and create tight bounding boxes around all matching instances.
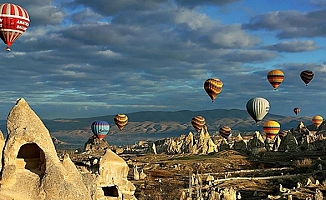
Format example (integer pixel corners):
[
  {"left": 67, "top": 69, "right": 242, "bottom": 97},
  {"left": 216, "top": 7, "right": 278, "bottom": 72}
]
[
  {"left": 114, "top": 114, "right": 128, "bottom": 130},
  {"left": 263, "top": 120, "right": 280, "bottom": 139},
  {"left": 191, "top": 116, "right": 205, "bottom": 133},
  {"left": 267, "top": 69, "right": 284, "bottom": 90},
  {"left": 204, "top": 78, "right": 223, "bottom": 102},
  {"left": 312, "top": 115, "right": 323, "bottom": 128}
]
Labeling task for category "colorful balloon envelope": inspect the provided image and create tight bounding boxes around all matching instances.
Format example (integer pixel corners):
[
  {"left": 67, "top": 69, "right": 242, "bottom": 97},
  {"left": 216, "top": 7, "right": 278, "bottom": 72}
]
[
  {"left": 0, "top": 3, "right": 30, "bottom": 51},
  {"left": 312, "top": 115, "right": 323, "bottom": 128},
  {"left": 293, "top": 107, "right": 300, "bottom": 115},
  {"left": 204, "top": 78, "right": 223, "bottom": 102},
  {"left": 278, "top": 130, "right": 288, "bottom": 138},
  {"left": 191, "top": 116, "right": 206, "bottom": 133},
  {"left": 300, "top": 70, "right": 314, "bottom": 86},
  {"left": 267, "top": 69, "right": 284, "bottom": 90},
  {"left": 246, "top": 97, "right": 270, "bottom": 124},
  {"left": 263, "top": 120, "right": 280, "bottom": 139},
  {"left": 91, "top": 120, "right": 110, "bottom": 139},
  {"left": 219, "top": 126, "right": 231, "bottom": 139},
  {"left": 114, "top": 114, "right": 128, "bottom": 131}
]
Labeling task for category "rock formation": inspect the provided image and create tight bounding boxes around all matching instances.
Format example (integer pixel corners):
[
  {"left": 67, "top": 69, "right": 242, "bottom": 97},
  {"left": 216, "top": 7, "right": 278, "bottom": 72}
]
[{"left": 0, "top": 98, "right": 136, "bottom": 200}]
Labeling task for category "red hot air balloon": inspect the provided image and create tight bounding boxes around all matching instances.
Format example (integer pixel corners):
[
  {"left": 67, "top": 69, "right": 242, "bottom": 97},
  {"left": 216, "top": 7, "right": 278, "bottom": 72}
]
[
  {"left": 0, "top": 3, "right": 30, "bottom": 51},
  {"left": 293, "top": 107, "right": 300, "bottom": 115}
]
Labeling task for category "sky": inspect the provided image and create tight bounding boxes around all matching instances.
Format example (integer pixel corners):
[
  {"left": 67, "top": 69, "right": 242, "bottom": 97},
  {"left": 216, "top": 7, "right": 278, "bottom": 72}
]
[{"left": 1, "top": 0, "right": 326, "bottom": 120}]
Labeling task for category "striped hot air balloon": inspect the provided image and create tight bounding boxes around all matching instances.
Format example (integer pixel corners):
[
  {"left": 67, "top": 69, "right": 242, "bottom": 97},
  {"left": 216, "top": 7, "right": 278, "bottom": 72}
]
[
  {"left": 300, "top": 70, "right": 314, "bottom": 86},
  {"left": 278, "top": 130, "right": 288, "bottom": 138},
  {"left": 312, "top": 115, "right": 323, "bottom": 128},
  {"left": 293, "top": 107, "right": 300, "bottom": 115},
  {"left": 114, "top": 114, "right": 128, "bottom": 131},
  {"left": 219, "top": 126, "right": 231, "bottom": 139},
  {"left": 267, "top": 69, "right": 284, "bottom": 90},
  {"left": 0, "top": 3, "right": 30, "bottom": 51},
  {"left": 263, "top": 120, "right": 280, "bottom": 139},
  {"left": 91, "top": 120, "right": 110, "bottom": 139},
  {"left": 204, "top": 78, "right": 223, "bottom": 102},
  {"left": 191, "top": 116, "right": 206, "bottom": 133},
  {"left": 246, "top": 97, "right": 270, "bottom": 124}
]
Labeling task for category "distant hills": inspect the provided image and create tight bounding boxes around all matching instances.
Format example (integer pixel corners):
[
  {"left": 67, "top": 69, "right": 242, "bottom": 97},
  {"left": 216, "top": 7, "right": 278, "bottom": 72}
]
[
  {"left": 41, "top": 108, "right": 312, "bottom": 132},
  {"left": 0, "top": 109, "right": 316, "bottom": 146}
]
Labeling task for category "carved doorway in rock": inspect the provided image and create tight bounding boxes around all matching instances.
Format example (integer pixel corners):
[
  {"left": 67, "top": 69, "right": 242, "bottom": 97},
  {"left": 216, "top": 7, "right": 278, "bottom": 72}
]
[
  {"left": 102, "top": 185, "right": 119, "bottom": 197},
  {"left": 17, "top": 143, "right": 45, "bottom": 176}
]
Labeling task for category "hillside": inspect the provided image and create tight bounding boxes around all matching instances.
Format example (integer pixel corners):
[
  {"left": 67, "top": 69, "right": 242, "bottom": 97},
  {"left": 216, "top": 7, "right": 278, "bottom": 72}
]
[{"left": 0, "top": 109, "right": 316, "bottom": 147}]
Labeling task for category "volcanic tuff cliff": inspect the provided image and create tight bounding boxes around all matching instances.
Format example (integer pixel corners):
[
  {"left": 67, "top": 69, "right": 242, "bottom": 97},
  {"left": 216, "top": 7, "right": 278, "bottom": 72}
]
[{"left": 0, "top": 98, "right": 136, "bottom": 200}]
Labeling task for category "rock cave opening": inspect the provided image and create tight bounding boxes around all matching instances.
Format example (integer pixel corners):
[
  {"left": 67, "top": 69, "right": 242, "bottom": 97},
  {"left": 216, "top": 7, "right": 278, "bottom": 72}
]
[
  {"left": 16, "top": 143, "right": 45, "bottom": 175},
  {"left": 102, "top": 185, "right": 119, "bottom": 197}
]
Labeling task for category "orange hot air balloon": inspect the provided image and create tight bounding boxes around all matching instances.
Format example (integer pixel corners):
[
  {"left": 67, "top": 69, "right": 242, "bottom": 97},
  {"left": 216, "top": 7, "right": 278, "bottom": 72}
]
[
  {"left": 263, "top": 120, "right": 280, "bottom": 139},
  {"left": 312, "top": 115, "right": 323, "bottom": 128},
  {"left": 191, "top": 116, "right": 205, "bottom": 133},
  {"left": 267, "top": 69, "right": 284, "bottom": 90},
  {"left": 219, "top": 126, "right": 231, "bottom": 139},
  {"left": 204, "top": 78, "right": 223, "bottom": 102},
  {"left": 114, "top": 114, "right": 128, "bottom": 131},
  {"left": 0, "top": 3, "right": 30, "bottom": 51}
]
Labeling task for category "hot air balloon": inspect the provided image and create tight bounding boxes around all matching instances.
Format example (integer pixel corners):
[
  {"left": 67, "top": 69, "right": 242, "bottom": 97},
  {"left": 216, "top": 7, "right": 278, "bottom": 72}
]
[
  {"left": 312, "top": 115, "right": 323, "bottom": 128},
  {"left": 263, "top": 120, "right": 280, "bottom": 139},
  {"left": 278, "top": 130, "right": 288, "bottom": 138},
  {"left": 114, "top": 114, "right": 128, "bottom": 131},
  {"left": 246, "top": 97, "right": 270, "bottom": 124},
  {"left": 204, "top": 78, "right": 223, "bottom": 102},
  {"left": 267, "top": 69, "right": 284, "bottom": 90},
  {"left": 293, "top": 107, "right": 300, "bottom": 115},
  {"left": 91, "top": 120, "right": 110, "bottom": 140},
  {"left": 191, "top": 116, "right": 205, "bottom": 133},
  {"left": 300, "top": 70, "right": 314, "bottom": 86},
  {"left": 219, "top": 126, "right": 231, "bottom": 139},
  {"left": 0, "top": 3, "right": 30, "bottom": 51}
]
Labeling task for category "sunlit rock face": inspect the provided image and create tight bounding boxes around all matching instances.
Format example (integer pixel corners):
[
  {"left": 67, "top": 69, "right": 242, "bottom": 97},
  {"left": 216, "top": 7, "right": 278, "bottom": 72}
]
[{"left": 0, "top": 98, "right": 136, "bottom": 200}]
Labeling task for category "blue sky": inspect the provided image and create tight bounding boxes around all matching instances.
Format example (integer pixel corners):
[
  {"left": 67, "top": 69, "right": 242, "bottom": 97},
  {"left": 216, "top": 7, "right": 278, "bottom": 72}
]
[{"left": 1, "top": 0, "right": 326, "bottom": 120}]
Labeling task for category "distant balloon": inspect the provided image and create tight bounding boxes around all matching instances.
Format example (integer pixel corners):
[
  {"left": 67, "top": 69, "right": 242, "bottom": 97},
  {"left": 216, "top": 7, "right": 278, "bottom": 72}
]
[
  {"left": 91, "top": 120, "right": 110, "bottom": 140},
  {"left": 0, "top": 3, "right": 30, "bottom": 51},
  {"left": 204, "top": 78, "right": 223, "bottom": 102},
  {"left": 300, "top": 70, "right": 314, "bottom": 86},
  {"left": 219, "top": 126, "right": 232, "bottom": 139},
  {"left": 246, "top": 97, "right": 270, "bottom": 124},
  {"left": 278, "top": 130, "right": 288, "bottom": 138},
  {"left": 312, "top": 115, "right": 323, "bottom": 128},
  {"left": 293, "top": 107, "right": 300, "bottom": 115},
  {"left": 191, "top": 116, "right": 206, "bottom": 133},
  {"left": 267, "top": 69, "right": 284, "bottom": 90},
  {"left": 263, "top": 120, "right": 280, "bottom": 139},
  {"left": 114, "top": 114, "right": 128, "bottom": 131}
]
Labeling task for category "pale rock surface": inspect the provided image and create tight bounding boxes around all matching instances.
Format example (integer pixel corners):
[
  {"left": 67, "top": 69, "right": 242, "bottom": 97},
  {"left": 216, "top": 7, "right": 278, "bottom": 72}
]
[
  {"left": 278, "top": 131, "right": 299, "bottom": 152},
  {"left": 0, "top": 131, "right": 4, "bottom": 171},
  {"left": 0, "top": 98, "right": 136, "bottom": 200},
  {"left": 84, "top": 135, "right": 110, "bottom": 155},
  {"left": 233, "top": 134, "right": 247, "bottom": 151},
  {"left": 96, "top": 149, "right": 136, "bottom": 200},
  {"left": 247, "top": 131, "right": 266, "bottom": 154},
  {"left": 0, "top": 98, "right": 91, "bottom": 200}
]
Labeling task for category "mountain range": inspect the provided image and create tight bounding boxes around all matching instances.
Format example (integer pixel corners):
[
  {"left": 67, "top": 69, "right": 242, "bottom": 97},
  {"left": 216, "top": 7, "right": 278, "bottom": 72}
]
[{"left": 0, "top": 109, "right": 317, "bottom": 147}]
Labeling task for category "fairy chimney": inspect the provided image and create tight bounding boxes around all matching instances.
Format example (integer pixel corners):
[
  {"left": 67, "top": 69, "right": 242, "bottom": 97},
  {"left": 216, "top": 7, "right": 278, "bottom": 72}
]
[
  {"left": 95, "top": 149, "right": 136, "bottom": 200},
  {"left": 0, "top": 131, "right": 4, "bottom": 171},
  {"left": 0, "top": 98, "right": 91, "bottom": 200}
]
